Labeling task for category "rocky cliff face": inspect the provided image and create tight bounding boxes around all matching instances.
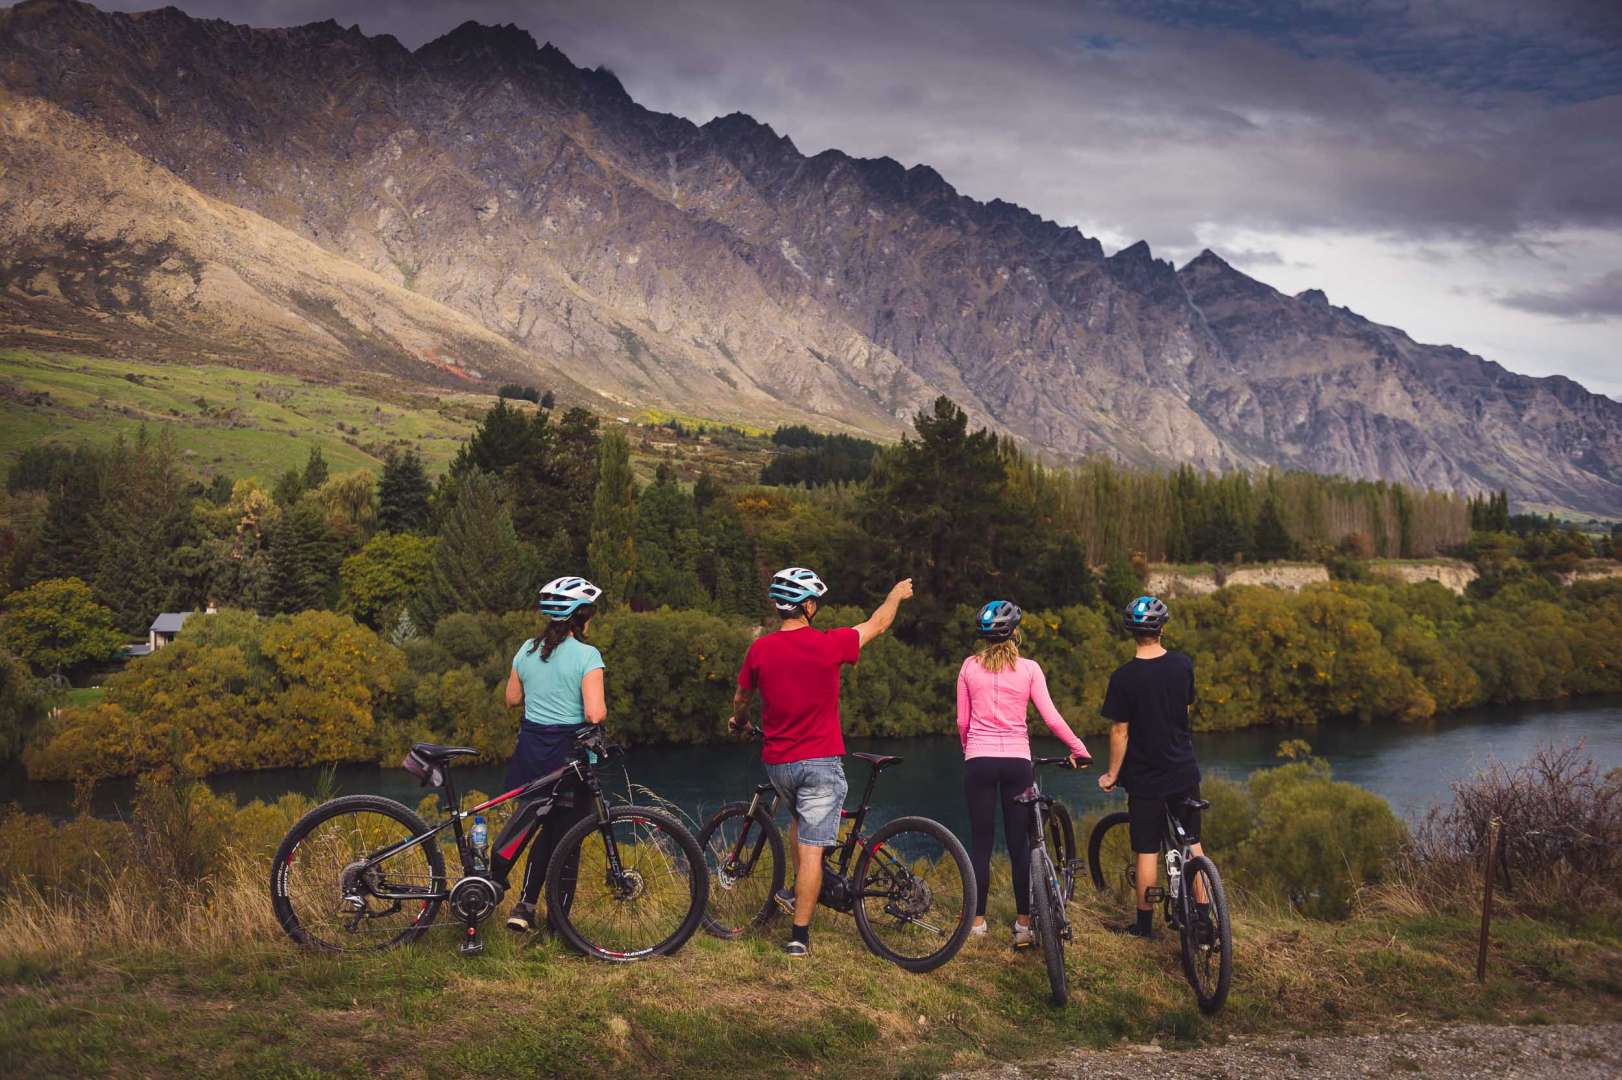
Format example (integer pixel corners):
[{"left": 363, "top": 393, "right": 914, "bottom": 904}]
[{"left": 2, "top": 0, "right": 1619, "bottom": 513}]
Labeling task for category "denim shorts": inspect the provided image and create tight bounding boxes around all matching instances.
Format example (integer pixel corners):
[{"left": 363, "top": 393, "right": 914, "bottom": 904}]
[{"left": 764, "top": 757, "right": 848, "bottom": 847}]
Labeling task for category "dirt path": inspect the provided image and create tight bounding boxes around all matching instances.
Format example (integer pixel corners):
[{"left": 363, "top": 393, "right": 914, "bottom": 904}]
[{"left": 948, "top": 1023, "right": 1622, "bottom": 1079}]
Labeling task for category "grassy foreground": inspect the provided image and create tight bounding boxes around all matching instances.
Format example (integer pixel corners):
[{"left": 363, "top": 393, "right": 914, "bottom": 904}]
[{"left": 1, "top": 863, "right": 1616, "bottom": 1079}]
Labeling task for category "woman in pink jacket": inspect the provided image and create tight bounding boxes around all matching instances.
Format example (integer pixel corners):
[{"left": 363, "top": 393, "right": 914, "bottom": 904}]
[{"left": 959, "top": 600, "right": 1089, "bottom": 945}]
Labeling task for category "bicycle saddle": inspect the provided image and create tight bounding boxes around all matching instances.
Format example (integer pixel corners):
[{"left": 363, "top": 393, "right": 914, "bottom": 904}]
[
  {"left": 850, "top": 751, "right": 903, "bottom": 771},
  {"left": 410, "top": 742, "right": 479, "bottom": 761},
  {"left": 1181, "top": 796, "right": 1211, "bottom": 811}
]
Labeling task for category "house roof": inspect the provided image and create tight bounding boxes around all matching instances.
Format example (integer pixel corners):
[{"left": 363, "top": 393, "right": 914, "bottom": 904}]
[{"left": 149, "top": 612, "right": 193, "bottom": 634}]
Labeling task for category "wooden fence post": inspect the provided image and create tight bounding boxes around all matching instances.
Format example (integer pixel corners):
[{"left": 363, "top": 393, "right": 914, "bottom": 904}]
[{"left": 1476, "top": 816, "right": 1501, "bottom": 984}]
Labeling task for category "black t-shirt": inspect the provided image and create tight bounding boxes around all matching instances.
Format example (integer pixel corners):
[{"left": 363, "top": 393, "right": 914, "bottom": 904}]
[{"left": 1100, "top": 651, "right": 1200, "bottom": 799}]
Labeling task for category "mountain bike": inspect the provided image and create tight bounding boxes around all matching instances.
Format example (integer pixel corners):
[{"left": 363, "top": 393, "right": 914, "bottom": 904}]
[
  {"left": 697, "top": 730, "right": 975, "bottom": 973},
  {"left": 1021, "top": 756, "right": 1087, "bottom": 1005},
  {"left": 1087, "top": 795, "right": 1232, "bottom": 1013},
  {"left": 271, "top": 726, "right": 708, "bottom": 961}
]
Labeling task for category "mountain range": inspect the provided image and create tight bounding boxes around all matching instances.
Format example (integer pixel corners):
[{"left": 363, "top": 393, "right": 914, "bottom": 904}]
[{"left": 2, "top": 0, "right": 1619, "bottom": 515}]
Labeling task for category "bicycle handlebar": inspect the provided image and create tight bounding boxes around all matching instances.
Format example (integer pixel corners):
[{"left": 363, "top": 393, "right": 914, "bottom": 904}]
[{"left": 1034, "top": 756, "right": 1090, "bottom": 769}]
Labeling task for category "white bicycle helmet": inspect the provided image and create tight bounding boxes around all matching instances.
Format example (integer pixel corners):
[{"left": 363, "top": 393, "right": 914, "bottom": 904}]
[
  {"left": 537, "top": 576, "right": 602, "bottom": 621},
  {"left": 768, "top": 566, "right": 828, "bottom": 614}
]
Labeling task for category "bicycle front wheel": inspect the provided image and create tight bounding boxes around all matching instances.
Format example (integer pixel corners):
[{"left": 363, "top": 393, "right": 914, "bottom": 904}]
[
  {"left": 697, "top": 801, "right": 785, "bottom": 939},
  {"left": 1179, "top": 855, "right": 1233, "bottom": 1014},
  {"left": 547, "top": 805, "right": 709, "bottom": 961},
  {"left": 851, "top": 816, "right": 974, "bottom": 974},
  {"left": 271, "top": 795, "right": 445, "bottom": 953},
  {"left": 1029, "top": 850, "right": 1068, "bottom": 1006},
  {"left": 1046, "top": 801, "right": 1079, "bottom": 904},
  {"left": 1086, "top": 810, "right": 1133, "bottom": 895}
]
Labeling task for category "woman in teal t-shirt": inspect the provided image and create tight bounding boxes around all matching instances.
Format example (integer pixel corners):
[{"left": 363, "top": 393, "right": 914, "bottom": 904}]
[{"left": 503, "top": 576, "right": 606, "bottom": 934}]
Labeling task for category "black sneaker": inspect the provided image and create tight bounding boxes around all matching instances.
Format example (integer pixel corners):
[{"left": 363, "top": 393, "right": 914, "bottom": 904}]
[
  {"left": 783, "top": 938, "right": 810, "bottom": 957},
  {"left": 772, "top": 887, "right": 797, "bottom": 917},
  {"left": 506, "top": 902, "right": 537, "bottom": 933}
]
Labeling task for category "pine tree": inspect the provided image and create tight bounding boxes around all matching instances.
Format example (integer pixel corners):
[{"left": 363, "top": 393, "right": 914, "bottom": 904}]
[
  {"left": 377, "top": 449, "right": 433, "bottom": 534},
  {"left": 91, "top": 432, "right": 195, "bottom": 632},
  {"left": 26, "top": 446, "right": 103, "bottom": 586},
  {"left": 272, "top": 468, "right": 305, "bottom": 507},
  {"left": 588, "top": 429, "right": 636, "bottom": 606},
  {"left": 631, "top": 465, "right": 704, "bottom": 608},
  {"left": 417, "top": 471, "right": 531, "bottom": 625},
  {"left": 1253, "top": 496, "right": 1295, "bottom": 561},
  {"left": 301, "top": 446, "right": 329, "bottom": 491},
  {"left": 264, "top": 502, "right": 343, "bottom": 614}
]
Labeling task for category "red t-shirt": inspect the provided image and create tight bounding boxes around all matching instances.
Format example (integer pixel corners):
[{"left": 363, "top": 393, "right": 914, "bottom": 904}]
[{"left": 738, "top": 626, "right": 861, "bottom": 765}]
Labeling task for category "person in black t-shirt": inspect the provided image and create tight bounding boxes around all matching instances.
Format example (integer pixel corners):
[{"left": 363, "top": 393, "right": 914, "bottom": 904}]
[{"left": 1097, "top": 595, "right": 1204, "bottom": 939}]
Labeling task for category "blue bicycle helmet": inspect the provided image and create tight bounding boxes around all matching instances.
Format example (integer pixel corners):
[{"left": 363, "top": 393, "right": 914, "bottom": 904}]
[
  {"left": 975, "top": 600, "right": 1021, "bottom": 641},
  {"left": 768, "top": 566, "right": 827, "bottom": 614},
  {"left": 537, "top": 576, "right": 601, "bottom": 621},
  {"left": 1123, "top": 595, "right": 1170, "bottom": 632}
]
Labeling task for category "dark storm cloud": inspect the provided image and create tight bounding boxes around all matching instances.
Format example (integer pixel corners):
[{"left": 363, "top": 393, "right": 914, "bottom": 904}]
[{"left": 1500, "top": 270, "right": 1622, "bottom": 321}]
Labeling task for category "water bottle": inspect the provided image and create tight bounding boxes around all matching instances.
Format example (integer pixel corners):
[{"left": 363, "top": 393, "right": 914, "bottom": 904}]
[{"left": 470, "top": 815, "right": 488, "bottom": 875}]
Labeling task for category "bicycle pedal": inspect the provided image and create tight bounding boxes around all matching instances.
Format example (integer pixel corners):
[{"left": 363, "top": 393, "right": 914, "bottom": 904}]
[
  {"left": 1143, "top": 887, "right": 1167, "bottom": 904},
  {"left": 459, "top": 925, "right": 485, "bottom": 957}
]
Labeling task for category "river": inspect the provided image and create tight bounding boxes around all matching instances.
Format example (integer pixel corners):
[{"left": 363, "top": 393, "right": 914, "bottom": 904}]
[{"left": 4, "top": 697, "right": 1619, "bottom": 842}]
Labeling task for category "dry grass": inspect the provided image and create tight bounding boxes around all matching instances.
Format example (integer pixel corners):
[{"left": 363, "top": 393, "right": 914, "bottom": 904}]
[{"left": 1, "top": 849, "right": 1618, "bottom": 1078}]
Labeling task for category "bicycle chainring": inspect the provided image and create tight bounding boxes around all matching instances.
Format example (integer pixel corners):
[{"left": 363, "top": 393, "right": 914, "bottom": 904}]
[{"left": 449, "top": 876, "right": 501, "bottom": 923}]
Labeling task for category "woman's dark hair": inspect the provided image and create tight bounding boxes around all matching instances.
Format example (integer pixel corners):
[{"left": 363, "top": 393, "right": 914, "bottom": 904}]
[{"left": 529, "top": 605, "right": 596, "bottom": 662}]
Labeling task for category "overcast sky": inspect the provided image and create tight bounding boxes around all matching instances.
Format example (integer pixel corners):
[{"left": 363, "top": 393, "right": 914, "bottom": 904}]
[{"left": 99, "top": 0, "right": 1622, "bottom": 398}]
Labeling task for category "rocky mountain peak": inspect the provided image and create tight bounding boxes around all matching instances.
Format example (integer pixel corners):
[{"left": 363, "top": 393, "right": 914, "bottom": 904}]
[{"left": 2, "top": 1, "right": 1619, "bottom": 515}]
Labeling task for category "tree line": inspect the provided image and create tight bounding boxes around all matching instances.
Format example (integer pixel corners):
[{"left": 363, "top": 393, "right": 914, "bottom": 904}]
[{"left": 2, "top": 392, "right": 1618, "bottom": 776}]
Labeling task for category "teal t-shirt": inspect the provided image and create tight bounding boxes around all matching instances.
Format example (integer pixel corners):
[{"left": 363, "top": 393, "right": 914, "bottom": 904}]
[{"left": 513, "top": 635, "right": 605, "bottom": 727}]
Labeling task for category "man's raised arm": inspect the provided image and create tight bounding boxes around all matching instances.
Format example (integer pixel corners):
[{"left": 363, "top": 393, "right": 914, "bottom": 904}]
[{"left": 855, "top": 578, "right": 914, "bottom": 648}]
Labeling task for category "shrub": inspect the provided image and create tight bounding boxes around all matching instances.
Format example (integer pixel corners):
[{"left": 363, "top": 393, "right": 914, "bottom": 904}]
[{"left": 1412, "top": 743, "right": 1622, "bottom": 918}]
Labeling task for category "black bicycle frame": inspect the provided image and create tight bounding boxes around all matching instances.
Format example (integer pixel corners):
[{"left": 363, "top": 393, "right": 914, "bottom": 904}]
[
  {"left": 362, "top": 738, "right": 626, "bottom": 902},
  {"left": 728, "top": 758, "right": 901, "bottom": 903}
]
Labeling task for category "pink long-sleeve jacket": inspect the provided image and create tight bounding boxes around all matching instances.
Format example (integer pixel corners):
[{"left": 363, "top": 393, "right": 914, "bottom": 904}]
[{"left": 957, "top": 655, "right": 1090, "bottom": 761}]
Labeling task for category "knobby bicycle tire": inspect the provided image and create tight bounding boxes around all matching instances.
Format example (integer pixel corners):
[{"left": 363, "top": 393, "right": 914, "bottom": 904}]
[
  {"left": 696, "top": 801, "right": 785, "bottom": 939},
  {"left": 1029, "top": 849, "right": 1068, "bottom": 1006},
  {"left": 851, "top": 815, "right": 975, "bottom": 974},
  {"left": 1046, "top": 801, "right": 1079, "bottom": 904},
  {"left": 271, "top": 794, "right": 445, "bottom": 952},
  {"left": 1086, "top": 810, "right": 1132, "bottom": 893},
  {"left": 546, "top": 804, "right": 709, "bottom": 961},
  {"left": 1179, "top": 854, "right": 1233, "bottom": 1014}
]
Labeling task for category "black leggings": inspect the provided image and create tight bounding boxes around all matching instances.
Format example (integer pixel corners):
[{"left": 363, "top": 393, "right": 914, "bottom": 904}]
[
  {"left": 519, "top": 793, "right": 593, "bottom": 908},
  {"left": 964, "top": 756, "right": 1035, "bottom": 917}
]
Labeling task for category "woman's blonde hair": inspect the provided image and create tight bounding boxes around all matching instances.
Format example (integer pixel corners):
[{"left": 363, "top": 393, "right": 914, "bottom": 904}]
[{"left": 974, "top": 629, "right": 1022, "bottom": 674}]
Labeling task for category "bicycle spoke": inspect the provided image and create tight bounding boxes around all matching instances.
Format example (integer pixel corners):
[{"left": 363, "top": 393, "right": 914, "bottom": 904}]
[
  {"left": 279, "top": 804, "right": 442, "bottom": 951},
  {"left": 559, "top": 815, "right": 700, "bottom": 957},
  {"left": 857, "top": 827, "right": 969, "bottom": 963}
]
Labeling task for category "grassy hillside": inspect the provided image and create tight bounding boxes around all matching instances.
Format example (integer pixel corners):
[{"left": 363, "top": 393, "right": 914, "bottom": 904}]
[
  {"left": 0, "top": 350, "right": 782, "bottom": 488},
  {"left": 0, "top": 350, "right": 488, "bottom": 480}
]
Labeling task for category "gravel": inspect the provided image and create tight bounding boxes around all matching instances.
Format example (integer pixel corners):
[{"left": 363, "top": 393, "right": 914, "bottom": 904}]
[{"left": 947, "top": 1023, "right": 1622, "bottom": 1079}]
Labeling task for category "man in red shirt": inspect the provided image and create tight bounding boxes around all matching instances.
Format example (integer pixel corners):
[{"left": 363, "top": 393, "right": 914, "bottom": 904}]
[{"left": 729, "top": 567, "right": 913, "bottom": 955}]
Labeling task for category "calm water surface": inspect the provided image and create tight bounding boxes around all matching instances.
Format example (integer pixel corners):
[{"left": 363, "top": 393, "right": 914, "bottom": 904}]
[{"left": 5, "top": 697, "right": 1618, "bottom": 842}]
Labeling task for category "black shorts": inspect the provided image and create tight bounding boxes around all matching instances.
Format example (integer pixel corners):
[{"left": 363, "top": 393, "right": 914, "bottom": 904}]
[{"left": 1127, "top": 786, "right": 1202, "bottom": 854}]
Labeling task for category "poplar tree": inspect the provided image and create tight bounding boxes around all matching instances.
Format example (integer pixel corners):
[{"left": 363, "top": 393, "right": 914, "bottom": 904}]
[{"left": 588, "top": 429, "right": 636, "bottom": 605}]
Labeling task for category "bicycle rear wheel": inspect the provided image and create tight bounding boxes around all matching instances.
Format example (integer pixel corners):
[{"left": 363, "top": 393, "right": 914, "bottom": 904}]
[
  {"left": 851, "top": 815, "right": 974, "bottom": 974},
  {"left": 1029, "top": 850, "right": 1068, "bottom": 1006},
  {"left": 696, "top": 801, "right": 784, "bottom": 939},
  {"left": 546, "top": 805, "right": 709, "bottom": 961},
  {"left": 271, "top": 795, "right": 445, "bottom": 952},
  {"left": 1179, "top": 855, "right": 1233, "bottom": 1014},
  {"left": 1046, "top": 801, "right": 1079, "bottom": 904},
  {"left": 1086, "top": 810, "right": 1133, "bottom": 895}
]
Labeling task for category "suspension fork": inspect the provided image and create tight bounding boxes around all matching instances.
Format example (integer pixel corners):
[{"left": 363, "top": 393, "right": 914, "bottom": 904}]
[
  {"left": 725, "top": 787, "right": 778, "bottom": 872},
  {"left": 582, "top": 766, "right": 629, "bottom": 884}
]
